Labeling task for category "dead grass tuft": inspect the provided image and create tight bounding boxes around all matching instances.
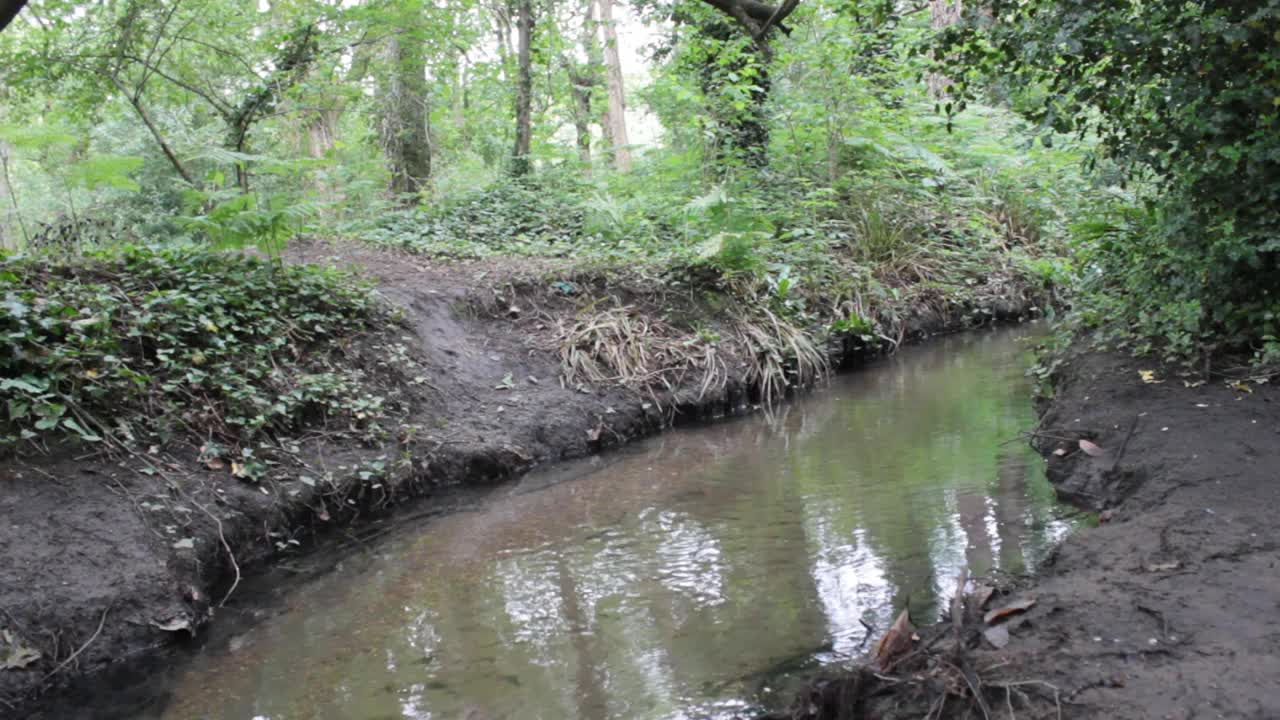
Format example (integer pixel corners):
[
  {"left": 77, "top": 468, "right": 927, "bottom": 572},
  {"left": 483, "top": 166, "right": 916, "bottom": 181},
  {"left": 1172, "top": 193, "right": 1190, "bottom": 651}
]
[
  {"left": 553, "top": 299, "right": 830, "bottom": 409},
  {"left": 733, "top": 307, "right": 829, "bottom": 406},
  {"left": 554, "top": 305, "right": 728, "bottom": 405}
]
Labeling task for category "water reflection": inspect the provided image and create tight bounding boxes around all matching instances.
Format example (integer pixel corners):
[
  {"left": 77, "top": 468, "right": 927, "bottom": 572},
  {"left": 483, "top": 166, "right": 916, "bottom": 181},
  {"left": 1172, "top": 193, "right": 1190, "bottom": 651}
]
[{"left": 152, "top": 326, "right": 1073, "bottom": 720}]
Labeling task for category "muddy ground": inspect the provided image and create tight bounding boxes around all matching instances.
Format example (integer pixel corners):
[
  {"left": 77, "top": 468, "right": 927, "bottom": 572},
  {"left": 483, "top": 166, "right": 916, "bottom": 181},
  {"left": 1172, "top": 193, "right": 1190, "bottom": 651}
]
[
  {"left": 783, "top": 350, "right": 1280, "bottom": 720},
  {"left": 0, "top": 239, "right": 1038, "bottom": 717}
]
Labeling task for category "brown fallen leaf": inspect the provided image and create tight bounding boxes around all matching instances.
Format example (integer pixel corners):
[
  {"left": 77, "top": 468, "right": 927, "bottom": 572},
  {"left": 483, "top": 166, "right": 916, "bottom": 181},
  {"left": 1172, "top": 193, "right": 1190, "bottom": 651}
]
[
  {"left": 1078, "top": 439, "right": 1105, "bottom": 457},
  {"left": 983, "top": 624, "right": 1010, "bottom": 649},
  {"left": 871, "top": 609, "right": 916, "bottom": 671},
  {"left": 984, "top": 596, "right": 1037, "bottom": 625},
  {"left": 204, "top": 457, "right": 226, "bottom": 471}
]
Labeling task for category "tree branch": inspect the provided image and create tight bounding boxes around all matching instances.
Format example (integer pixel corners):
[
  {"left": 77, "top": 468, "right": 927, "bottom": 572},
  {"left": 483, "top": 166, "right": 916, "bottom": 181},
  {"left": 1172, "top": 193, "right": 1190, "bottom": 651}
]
[
  {"left": 171, "top": 34, "right": 265, "bottom": 79},
  {"left": 107, "top": 72, "right": 198, "bottom": 187},
  {"left": 118, "top": 53, "right": 235, "bottom": 116},
  {"left": 698, "top": 0, "right": 798, "bottom": 36},
  {"left": 754, "top": 0, "right": 800, "bottom": 39}
]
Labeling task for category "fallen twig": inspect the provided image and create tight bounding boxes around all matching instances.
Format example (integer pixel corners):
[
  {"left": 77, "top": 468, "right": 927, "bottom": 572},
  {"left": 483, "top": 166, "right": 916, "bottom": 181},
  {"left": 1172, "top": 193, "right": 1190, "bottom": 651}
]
[
  {"left": 942, "top": 656, "right": 992, "bottom": 720},
  {"left": 42, "top": 605, "right": 109, "bottom": 681},
  {"left": 858, "top": 618, "right": 875, "bottom": 649},
  {"left": 1108, "top": 414, "right": 1140, "bottom": 473}
]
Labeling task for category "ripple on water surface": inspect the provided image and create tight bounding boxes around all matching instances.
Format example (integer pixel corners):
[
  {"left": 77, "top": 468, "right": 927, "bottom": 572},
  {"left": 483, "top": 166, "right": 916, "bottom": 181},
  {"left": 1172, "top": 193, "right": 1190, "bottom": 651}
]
[{"left": 149, "top": 325, "right": 1077, "bottom": 720}]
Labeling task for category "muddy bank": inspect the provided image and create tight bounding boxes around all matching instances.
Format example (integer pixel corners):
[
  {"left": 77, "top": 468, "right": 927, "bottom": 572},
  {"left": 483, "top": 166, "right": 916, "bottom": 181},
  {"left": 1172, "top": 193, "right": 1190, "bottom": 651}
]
[
  {"left": 0, "top": 240, "right": 1042, "bottom": 717},
  {"left": 779, "top": 349, "right": 1280, "bottom": 719}
]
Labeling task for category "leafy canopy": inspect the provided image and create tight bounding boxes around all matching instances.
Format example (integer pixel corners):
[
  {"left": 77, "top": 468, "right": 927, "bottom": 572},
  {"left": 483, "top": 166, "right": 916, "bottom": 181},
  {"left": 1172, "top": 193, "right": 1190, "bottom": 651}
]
[{"left": 939, "top": 0, "right": 1280, "bottom": 357}]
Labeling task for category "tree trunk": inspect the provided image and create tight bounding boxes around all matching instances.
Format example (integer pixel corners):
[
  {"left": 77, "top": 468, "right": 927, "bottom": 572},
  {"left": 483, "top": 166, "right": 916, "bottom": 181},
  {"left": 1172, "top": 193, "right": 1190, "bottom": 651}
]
[
  {"left": 0, "top": 141, "right": 29, "bottom": 248},
  {"left": 305, "top": 109, "right": 339, "bottom": 160},
  {"left": 223, "top": 24, "right": 319, "bottom": 193},
  {"left": 586, "top": 2, "right": 614, "bottom": 158},
  {"left": 692, "top": 0, "right": 800, "bottom": 168},
  {"left": 453, "top": 54, "right": 471, "bottom": 150},
  {"left": 927, "top": 0, "right": 963, "bottom": 97},
  {"left": 596, "top": 0, "right": 631, "bottom": 171},
  {"left": 510, "top": 0, "right": 534, "bottom": 177},
  {"left": 567, "top": 72, "right": 593, "bottom": 168},
  {"left": 565, "top": 0, "right": 598, "bottom": 172},
  {"left": 380, "top": 34, "right": 432, "bottom": 199},
  {"left": 733, "top": 47, "right": 771, "bottom": 168}
]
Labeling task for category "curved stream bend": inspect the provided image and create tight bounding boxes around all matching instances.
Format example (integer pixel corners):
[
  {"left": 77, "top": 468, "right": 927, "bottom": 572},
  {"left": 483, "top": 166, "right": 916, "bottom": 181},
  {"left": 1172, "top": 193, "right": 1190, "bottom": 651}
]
[{"left": 146, "top": 325, "right": 1074, "bottom": 720}]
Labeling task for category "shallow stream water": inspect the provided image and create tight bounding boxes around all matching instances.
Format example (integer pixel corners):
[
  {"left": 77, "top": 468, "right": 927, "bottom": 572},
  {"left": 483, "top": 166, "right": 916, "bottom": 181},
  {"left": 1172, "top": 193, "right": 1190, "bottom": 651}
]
[{"left": 148, "top": 325, "right": 1073, "bottom": 720}]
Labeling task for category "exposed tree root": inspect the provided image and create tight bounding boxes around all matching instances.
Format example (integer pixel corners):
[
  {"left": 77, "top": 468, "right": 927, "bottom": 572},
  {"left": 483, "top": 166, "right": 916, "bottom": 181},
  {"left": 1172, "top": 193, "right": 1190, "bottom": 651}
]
[{"left": 773, "top": 577, "right": 1066, "bottom": 720}]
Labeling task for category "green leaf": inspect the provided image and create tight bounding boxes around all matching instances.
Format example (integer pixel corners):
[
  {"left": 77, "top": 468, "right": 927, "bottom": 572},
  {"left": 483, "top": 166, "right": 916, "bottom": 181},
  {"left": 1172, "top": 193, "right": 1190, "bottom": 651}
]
[{"left": 62, "top": 418, "right": 102, "bottom": 442}]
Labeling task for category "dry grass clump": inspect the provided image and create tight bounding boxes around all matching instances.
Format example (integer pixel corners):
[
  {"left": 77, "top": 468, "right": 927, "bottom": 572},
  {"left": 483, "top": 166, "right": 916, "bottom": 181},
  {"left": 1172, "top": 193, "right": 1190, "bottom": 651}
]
[
  {"left": 733, "top": 307, "right": 828, "bottom": 406},
  {"left": 554, "top": 305, "right": 728, "bottom": 404},
  {"left": 554, "top": 300, "right": 829, "bottom": 409}
]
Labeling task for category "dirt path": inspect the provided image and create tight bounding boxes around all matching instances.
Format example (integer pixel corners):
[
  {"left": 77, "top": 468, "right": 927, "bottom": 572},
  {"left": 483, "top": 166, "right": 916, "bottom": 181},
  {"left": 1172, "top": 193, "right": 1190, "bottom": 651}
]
[
  {"left": 1, "top": 240, "right": 1039, "bottom": 716},
  {"left": 786, "top": 350, "right": 1280, "bottom": 719}
]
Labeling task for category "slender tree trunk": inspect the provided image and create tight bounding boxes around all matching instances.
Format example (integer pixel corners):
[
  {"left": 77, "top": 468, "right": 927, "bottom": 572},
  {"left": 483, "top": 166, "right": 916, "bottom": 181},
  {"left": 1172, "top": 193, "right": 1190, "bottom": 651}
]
[
  {"left": 380, "top": 34, "right": 432, "bottom": 199},
  {"left": 569, "top": 79, "right": 593, "bottom": 168},
  {"left": 492, "top": 0, "right": 514, "bottom": 82},
  {"left": 564, "top": 0, "right": 597, "bottom": 172},
  {"left": 510, "top": 0, "right": 534, "bottom": 176},
  {"left": 305, "top": 109, "right": 339, "bottom": 160},
  {"left": 223, "top": 24, "right": 319, "bottom": 193},
  {"left": 229, "top": 132, "right": 251, "bottom": 193},
  {"left": 927, "top": 0, "right": 963, "bottom": 97},
  {"left": 596, "top": 0, "right": 631, "bottom": 171},
  {"left": 826, "top": 120, "right": 840, "bottom": 184},
  {"left": 0, "top": 142, "right": 29, "bottom": 248},
  {"left": 453, "top": 54, "right": 471, "bottom": 150},
  {"left": 584, "top": 2, "right": 614, "bottom": 157}
]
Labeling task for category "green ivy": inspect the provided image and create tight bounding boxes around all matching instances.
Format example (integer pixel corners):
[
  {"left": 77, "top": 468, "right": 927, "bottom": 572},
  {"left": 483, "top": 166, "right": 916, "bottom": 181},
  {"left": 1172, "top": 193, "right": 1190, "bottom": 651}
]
[
  {"left": 938, "top": 0, "right": 1280, "bottom": 358},
  {"left": 0, "top": 244, "right": 389, "bottom": 453}
]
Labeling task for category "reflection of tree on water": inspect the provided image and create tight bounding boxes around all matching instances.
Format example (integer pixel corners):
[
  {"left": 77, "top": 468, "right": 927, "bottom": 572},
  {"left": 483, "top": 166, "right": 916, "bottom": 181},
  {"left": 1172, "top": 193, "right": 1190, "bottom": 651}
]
[
  {"left": 783, "top": 330, "right": 1055, "bottom": 625},
  {"left": 556, "top": 553, "right": 609, "bottom": 720}
]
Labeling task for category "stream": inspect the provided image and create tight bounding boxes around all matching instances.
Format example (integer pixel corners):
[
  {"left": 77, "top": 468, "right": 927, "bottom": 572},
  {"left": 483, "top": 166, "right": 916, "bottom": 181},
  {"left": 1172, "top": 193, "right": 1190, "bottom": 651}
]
[{"left": 143, "top": 325, "right": 1075, "bottom": 720}]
